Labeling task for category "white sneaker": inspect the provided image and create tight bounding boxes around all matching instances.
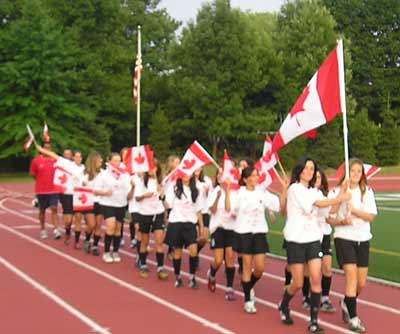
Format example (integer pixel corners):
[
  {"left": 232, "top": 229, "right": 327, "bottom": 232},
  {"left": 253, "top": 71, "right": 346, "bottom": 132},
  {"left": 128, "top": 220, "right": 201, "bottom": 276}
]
[
  {"left": 102, "top": 252, "right": 114, "bottom": 263},
  {"left": 120, "top": 239, "right": 125, "bottom": 247},
  {"left": 40, "top": 230, "right": 48, "bottom": 240},
  {"left": 130, "top": 239, "right": 137, "bottom": 248},
  {"left": 112, "top": 252, "right": 121, "bottom": 263},
  {"left": 244, "top": 301, "right": 257, "bottom": 314},
  {"left": 53, "top": 228, "right": 62, "bottom": 240},
  {"left": 250, "top": 288, "right": 255, "bottom": 304},
  {"left": 349, "top": 317, "right": 366, "bottom": 333}
]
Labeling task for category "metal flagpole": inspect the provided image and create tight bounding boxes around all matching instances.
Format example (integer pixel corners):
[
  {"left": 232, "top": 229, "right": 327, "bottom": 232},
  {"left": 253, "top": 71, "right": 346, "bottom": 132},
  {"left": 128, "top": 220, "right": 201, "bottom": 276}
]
[{"left": 136, "top": 25, "right": 142, "bottom": 146}]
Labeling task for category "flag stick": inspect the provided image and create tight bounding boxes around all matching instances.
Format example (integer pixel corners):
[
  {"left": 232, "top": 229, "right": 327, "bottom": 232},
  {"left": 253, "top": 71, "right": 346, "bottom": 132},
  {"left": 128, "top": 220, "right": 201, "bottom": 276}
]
[
  {"left": 26, "top": 124, "right": 37, "bottom": 145},
  {"left": 337, "top": 39, "right": 349, "bottom": 180},
  {"left": 136, "top": 25, "right": 142, "bottom": 146},
  {"left": 277, "top": 159, "right": 287, "bottom": 178}
]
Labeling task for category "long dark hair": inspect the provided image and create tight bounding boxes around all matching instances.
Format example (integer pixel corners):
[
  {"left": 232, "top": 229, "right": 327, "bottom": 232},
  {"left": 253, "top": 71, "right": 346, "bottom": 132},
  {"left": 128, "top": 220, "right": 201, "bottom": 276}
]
[
  {"left": 317, "top": 167, "right": 329, "bottom": 196},
  {"left": 239, "top": 166, "right": 257, "bottom": 187},
  {"left": 174, "top": 176, "right": 199, "bottom": 203},
  {"left": 143, "top": 159, "right": 162, "bottom": 188},
  {"left": 290, "top": 156, "right": 317, "bottom": 188}
]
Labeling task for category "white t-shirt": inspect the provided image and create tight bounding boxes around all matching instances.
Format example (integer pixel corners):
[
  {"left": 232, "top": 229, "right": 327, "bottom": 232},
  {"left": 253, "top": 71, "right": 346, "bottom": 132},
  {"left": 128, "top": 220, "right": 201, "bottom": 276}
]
[
  {"left": 283, "top": 182, "right": 323, "bottom": 243},
  {"left": 55, "top": 157, "right": 84, "bottom": 194},
  {"left": 197, "top": 177, "right": 213, "bottom": 214},
  {"left": 96, "top": 168, "right": 131, "bottom": 207},
  {"left": 206, "top": 186, "right": 236, "bottom": 234},
  {"left": 135, "top": 178, "right": 164, "bottom": 215},
  {"left": 230, "top": 187, "right": 280, "bottom": 234},
  {"left": 166, "top": 185, "right": 202, "bottom": 224},
  {"left": 319, "top": 190, "right": 332, "bottom": 236},
  {"left": 128, "top": 174, "right": 141, "bottom": 213},
  {"left": 333, "top": 186, "right": 377, "bottom": 242},
  {"left": 83, "top": 171, "right": 103, "bottom": 203}
]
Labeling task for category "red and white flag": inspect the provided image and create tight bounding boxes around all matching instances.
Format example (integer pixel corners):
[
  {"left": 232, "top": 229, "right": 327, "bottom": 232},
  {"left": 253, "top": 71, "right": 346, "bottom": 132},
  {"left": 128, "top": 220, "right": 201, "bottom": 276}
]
[
  {"left": 133, "top": 27, "right": 142, "bottom": 105},
  {"left": 261, "top": 135, "right": 279, "bottom": 171},
  {"left": 43, "top": 123, "right": 50, "bottom": 143},
  {"left": 24, "top": 124, "right": 35, "bottom": 152},
  {"left": 106, "top": 163, "right": 129, "bottom": 180},
  {"left": 221, "top": 150, "right": 240, "bottom": 190},
  {"left": 272, "top": 43, "right": 343, "bottom": 152},
  {"left": 335, "top": 162, "right": 381, "bottom": 180},
  {"left": 177, "top": 141, "right": 214, "bottom": 177},
  {"left": 255, "top": 161, "right": 279, "bottom": 189},
  {"left": 73, "top": 186, "right": 94, "bottom": 212},
  {"left": 125, "top": 145, "right": 154, "bottom": 174},
  {"left": 53, "top": 167, "right": 71, "bottom": 193}
]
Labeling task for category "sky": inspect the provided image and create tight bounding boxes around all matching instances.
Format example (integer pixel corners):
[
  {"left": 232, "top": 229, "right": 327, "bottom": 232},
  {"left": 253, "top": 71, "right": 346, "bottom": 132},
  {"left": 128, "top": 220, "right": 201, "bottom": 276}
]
[{"left": 159, "top": 0, "right": 286, "bottom": 24}]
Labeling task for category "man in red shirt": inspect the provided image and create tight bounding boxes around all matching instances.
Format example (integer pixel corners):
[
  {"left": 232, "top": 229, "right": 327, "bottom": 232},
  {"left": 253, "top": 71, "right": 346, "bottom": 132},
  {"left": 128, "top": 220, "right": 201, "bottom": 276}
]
[{"left": 30, "top": 142, "right": 61, "bottom": 240}]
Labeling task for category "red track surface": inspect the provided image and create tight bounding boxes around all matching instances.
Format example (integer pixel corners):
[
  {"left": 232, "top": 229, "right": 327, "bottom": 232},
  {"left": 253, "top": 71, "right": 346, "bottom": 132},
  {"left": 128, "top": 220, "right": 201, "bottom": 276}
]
[{"left": 1, "top": 181, "right": 399, "bottom": 334}]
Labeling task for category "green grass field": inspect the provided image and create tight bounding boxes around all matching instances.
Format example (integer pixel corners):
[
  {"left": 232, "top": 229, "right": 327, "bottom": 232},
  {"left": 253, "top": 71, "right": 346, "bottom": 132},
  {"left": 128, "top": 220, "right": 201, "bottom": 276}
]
[{"left": 268, "top": 192, "right": 400, "bottom": 283}]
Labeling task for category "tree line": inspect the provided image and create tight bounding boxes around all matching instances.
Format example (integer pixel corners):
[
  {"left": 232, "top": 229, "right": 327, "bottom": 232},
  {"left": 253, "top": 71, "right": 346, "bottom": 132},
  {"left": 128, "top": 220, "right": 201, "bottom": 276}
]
[{"left": 1, "top": 0, "right": 399, "bottom": 171}]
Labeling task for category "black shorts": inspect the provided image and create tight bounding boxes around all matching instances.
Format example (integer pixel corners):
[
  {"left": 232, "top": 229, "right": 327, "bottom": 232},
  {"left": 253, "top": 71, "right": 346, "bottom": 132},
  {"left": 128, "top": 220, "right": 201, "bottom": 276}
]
[
  {"left": 59, "top": 194, "right": 73, "bottom": 214},
  {"left": 321, "top": 234, "right": 332, "bottom": 256},
  {"left": 101, "top": 205, "right": 126, "bottom": 222},
  {"left": 210, "top": 228, "right": 234, "bottom": 249},
  {"left": 286, "top": 240, "right": 323, "bottom": 264},
  {"left": 334, "top": 238, "right": 369, "bottom": 268},
  {"left": 131, "top": 212, "right": 142, "bottom": 224},
  {"left": 36, "top": 194, "right": 59, "bottom": 210},
  {"left": 165, "top": 222, "right": 197, "bottom": 249},
  {"left": 93, "top": 202, "right": 102, "bottom": 216},
  {"left": 233, "top": 232, "right": 269, "bottom": 255},
  {"left": 139, "top": 213, "right": 165, "bottom": 234},
  {"left": 282, "top": 239, "right": 288, "bottom": 250},
  {"left": 202, "top": 213, "right": 210, "bottom": 228}
]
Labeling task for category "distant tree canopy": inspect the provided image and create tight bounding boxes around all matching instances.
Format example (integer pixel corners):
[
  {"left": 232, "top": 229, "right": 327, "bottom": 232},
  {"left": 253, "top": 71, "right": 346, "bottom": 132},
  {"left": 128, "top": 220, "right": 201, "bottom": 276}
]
[{"left": 1, "top": 0, "right": 399, "bottom": 171}]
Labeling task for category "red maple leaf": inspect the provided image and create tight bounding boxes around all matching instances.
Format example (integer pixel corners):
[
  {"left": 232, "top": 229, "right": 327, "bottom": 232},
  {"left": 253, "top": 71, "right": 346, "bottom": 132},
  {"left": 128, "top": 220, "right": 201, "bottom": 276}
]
[
  {"left": 58, "top": 174, "right": 68, "bottom": 184},
  {"left": 289, "top": 85, "right": 310, "bottom": 127},
  {"left": 134, "top": 153, "right": 145, "bottom": 164},
  {"left": 182, "top": 159, "right": 196, "bottom": 170},
  {"left": 79, "top": 193, "right": 87, "bottom": 204},
  {"left": 230, "top": 168, "right": 240, "bottom": 181},
  {"left": 258, "top": 173, "right": 266, "bottom": 184}
]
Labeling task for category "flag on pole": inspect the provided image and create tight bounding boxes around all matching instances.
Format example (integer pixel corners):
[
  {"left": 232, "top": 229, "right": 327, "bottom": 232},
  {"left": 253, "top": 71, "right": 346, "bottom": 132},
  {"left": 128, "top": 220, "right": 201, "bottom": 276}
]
[
  {"left": 24, "top": 124, "right": 35, "bottom": 152},
  {"left": 335, "top": 162, "right": 381, "bottom": 180},
  {"left": 177, "top": 141, "right": 215, "bottom": 177},
  {"left": 43, "top": 123, "right": 50, "bottom": 143},
  {"left": 133, "top": 30, "right": 142, "bottom": 105},
  {"left": 53, "top": 167, "right": 72, "bottom": 193},
  {"left": 261, "top": 135, "right": 279, "bottom": 171},
  {"left": 73, "top": 187, "right": 95, "bottom": 212},
  {"left": 272, "top": 42, "right": 343, "bottom": 152},
  {"left": 221, "top": 150, "right": 240, "bottom": 190},
  {"left": 125, "top": 145, "right": 154, "bottom": 174}
]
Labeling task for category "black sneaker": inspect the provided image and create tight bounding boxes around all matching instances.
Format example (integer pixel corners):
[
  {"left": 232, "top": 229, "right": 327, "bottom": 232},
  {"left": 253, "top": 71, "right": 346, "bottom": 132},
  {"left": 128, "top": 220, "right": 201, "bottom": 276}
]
[
  {"left": 278, "top": 302, "right": 293, "bottom": 325},
  {"left": 308, "top": 323, "right": 324, "bottom": 334},
  {"left": 189, "top": 277, "right": 199, "bottom": 289},
  {"left": 175, "top": 277, "right": 183, "bottom": 288}
]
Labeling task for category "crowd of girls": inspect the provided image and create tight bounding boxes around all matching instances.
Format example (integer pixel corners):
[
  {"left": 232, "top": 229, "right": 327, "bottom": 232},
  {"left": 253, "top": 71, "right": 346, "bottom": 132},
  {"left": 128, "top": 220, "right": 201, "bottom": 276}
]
[{"left": 32, "top": 144, "right": 377, "bottom": 334}]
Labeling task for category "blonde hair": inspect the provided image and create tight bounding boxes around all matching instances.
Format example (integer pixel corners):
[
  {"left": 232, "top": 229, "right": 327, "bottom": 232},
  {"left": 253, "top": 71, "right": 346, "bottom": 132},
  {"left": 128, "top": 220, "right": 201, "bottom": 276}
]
[
  {"left": 85, "top": 151, "right": 102, "bottom": 181},
  {"left": 166, "top": 155, "right": 180, "bottom": 174},
  {"left": 339, "top": 158, "right": 368, "bottom": 201}
]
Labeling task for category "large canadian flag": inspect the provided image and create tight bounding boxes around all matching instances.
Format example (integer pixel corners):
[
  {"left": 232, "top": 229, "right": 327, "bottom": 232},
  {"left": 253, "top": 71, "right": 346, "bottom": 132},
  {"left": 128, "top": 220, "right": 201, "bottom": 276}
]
[
  {"left": 53, "top": 167, "right": 72, "bottom": 193},
  {"left": 335, "top": 162, "right": 381, "bottom": 180},
  {"left": 73, "top": 187, "right": 94, "bottom": 212},
  {"left": 221, "top": 150, "right": 240, "bottom": 190},
  {"left": 177, "top": 141, "right": 214, "bottom": 177},
  {"left": 125, "top": 145, "right": 154, "bottom": 174},
  {"left": 272, "top": 43, "right": 343, "bottom": 152}
]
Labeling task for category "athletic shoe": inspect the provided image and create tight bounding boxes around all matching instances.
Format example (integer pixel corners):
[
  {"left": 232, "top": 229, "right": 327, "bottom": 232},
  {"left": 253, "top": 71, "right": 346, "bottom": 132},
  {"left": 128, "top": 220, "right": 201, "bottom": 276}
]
[
  {"left": 225, "top": 288, "right": 236, "bottom": 301},
  {"left": 349, "top": 317, "right": 366, "bottom": 333},
  {"left": 120, "top": 238, "right": 125, "bottom": 247},
  {"left": 250, "top": 288, "right": 255, "bottom": 304},
  {"left": 278, "top": 302, "right": 294, "bottom": 325},
  {"left": 139, "top": 266, "right": 149, "bottom": 279},
  {"left": 207, "top": 270, "right": 216, "bottom": 292},
  {"left": 92, "top": 246, "right": 100, "bottom": 256},
  {"left": 320, "top": 299, "right": 336, "bottom": 313},
  {"left": 302, "top": 297, "right": 311, "bottom": 310},
  {"left": 74, "top": 242, "right": 81, "bottom": 250},
  {"left": 308, "top": 323, "right": 324, "bottom": 334},
  {"left": 84, "top": 240, "right": 91, "bottom": 254},
  {"left": 102, "top": 252, "right": 114, "bottom": 263},
  {"left": 188, "top": 277, "right": 199, "bottom": 289},
  {"left": 112, "top": 252, "right": 121, "bottom": 263},
  {"left": 340, "top": 299, "right": 350, "bottom": 324},
  {"left": 157, "top": 268, "right": 169, "bottom": 280},
  {"left": 53, "top": 228, "right": 62, "bottom": 240},
  {"left": 40, "top": 230, "right": 48, "bottom": 240},
  {"left": 244, "top": 301, "right": 257, "bottom": 314},
  {"left": 175, "top": 277, "right": 183, "bottom": 288},
  {"left": 32, "top": 198, "right": 39, "bottom": 208},
  {"left": 64, "top": 234, "right": 71, "bottom": 245},
  {"left": 130, "top": 239, "right": 137, "bottom": 248}
]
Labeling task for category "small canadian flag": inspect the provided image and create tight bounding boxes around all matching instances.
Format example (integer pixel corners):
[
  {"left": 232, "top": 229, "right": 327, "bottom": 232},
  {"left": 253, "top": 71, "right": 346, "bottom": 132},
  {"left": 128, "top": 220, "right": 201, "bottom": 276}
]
[
  {"left": 73, "top": 186, "right": 94, "bottom": 212},
  {"left": 43, "top": 123, "right": 50, "bottom": 143},
  {"left": 221, "top": 150, "right": 240, "bottom": 190},
  {"left": 255, "top": 161, "right": 279, "bottom": 189},
  {"left": 125, "top": 145, "right": 154, "bottom": 174},
  {"left": 24, "top": 124, "right": 35, "bottom": 152},
  {"left": 261, "top": 135, "right": 279, "bottom": 171},
  {"left": 53, "top": 167, "right": 71, "bottom": 193},
  {"left": 177, "top": 141, "right": 214, "bottom": 177}
]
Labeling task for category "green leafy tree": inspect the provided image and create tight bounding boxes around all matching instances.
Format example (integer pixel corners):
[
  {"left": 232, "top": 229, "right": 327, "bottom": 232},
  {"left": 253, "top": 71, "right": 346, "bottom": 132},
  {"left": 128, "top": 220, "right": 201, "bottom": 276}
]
[
  {"left": 148, "top": 106, "right": 172, "bottom": 160},
  {"left": 377, "top": 107, "right": 400, "bottom": 165}
]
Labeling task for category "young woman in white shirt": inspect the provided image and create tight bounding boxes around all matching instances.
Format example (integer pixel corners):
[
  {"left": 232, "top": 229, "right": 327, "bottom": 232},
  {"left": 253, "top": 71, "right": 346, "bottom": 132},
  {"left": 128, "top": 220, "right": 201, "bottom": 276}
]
[
  {"left": 71, "top": 150, "right": 85, "bottom": 249},
  {"left": 135, "top": 159, "right": 168, "bottom": 280},
  {"left": 164, "top": 173, "right": 204, "bottom": 289},
  {"left": 96, "top": 153, "right": 131, "bottom": 263},
  {"left": 278, "top": 157, "right": 350, "bottom": 334},
  {"left": 225, "top": 166, "right": 287, "bottom": 314},
  {"left": 327, "top": 158, "right": 377, "bottom": 333}
]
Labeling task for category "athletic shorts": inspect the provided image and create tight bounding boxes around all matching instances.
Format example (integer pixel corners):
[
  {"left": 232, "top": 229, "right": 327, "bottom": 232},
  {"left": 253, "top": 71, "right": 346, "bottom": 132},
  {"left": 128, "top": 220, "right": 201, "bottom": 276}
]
[
  {"left": 165, "top": 222, "right": 197, "bottom": 249},
  {"left": 131, "top": 212, "right": 142, "bottom": 224},
  {"left": 321, "top": 234, "right": 332, "bottom": 256},
  {"left": 233, "top": 232, "right": 269, "bottom": 255},
  {"left": 139, "top": 213, "right": 165, "bottom": 234},
  {"left": 210, "top": 228, "right": 234, "bottom": 249},
  {"left": 36, "top": 194, "right": 58, "bottom": 210},
  {"left": 101, "top": 205, "right": 126, "bottom": 222},
  {"left": 286, "top": 240, "right": 323, "bottom": 264},
  {"left": 334, "top": 238, "right": 369, "bottom": 268},
  {"left": 202, "top": 213, "right": 210, "bottom": 228},
  {"left": 59, "top": 194, "right": 73, "bottom": 214}
]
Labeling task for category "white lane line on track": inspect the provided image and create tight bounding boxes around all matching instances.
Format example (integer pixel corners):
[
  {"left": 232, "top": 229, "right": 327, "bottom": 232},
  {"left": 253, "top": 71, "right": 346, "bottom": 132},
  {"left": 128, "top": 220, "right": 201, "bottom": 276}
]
[
  {"left": 0, "top": 221, "right": 236, "bottom": 334},
  {"left": 4, "top": 197, "right": 400, "bottom": 316},
  {"left": 0, "top": 256, "right": 111, "bottom": 334}
]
